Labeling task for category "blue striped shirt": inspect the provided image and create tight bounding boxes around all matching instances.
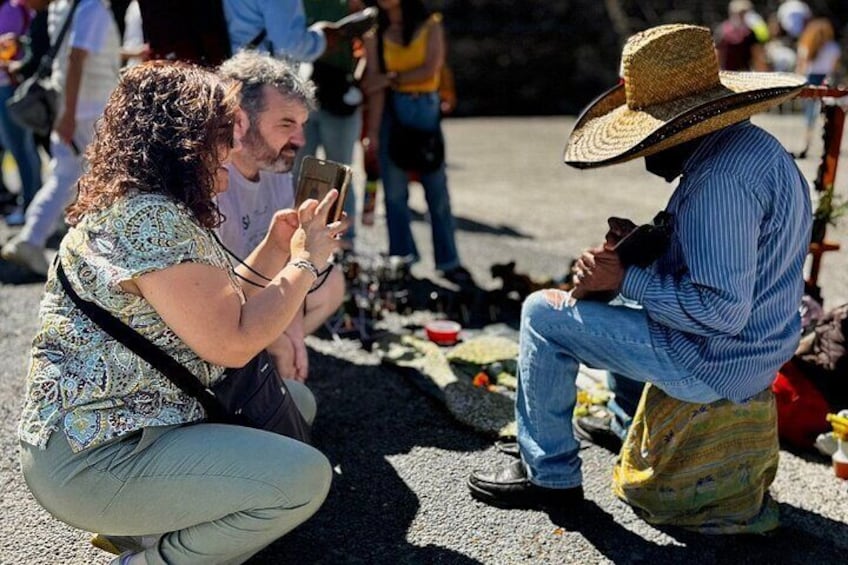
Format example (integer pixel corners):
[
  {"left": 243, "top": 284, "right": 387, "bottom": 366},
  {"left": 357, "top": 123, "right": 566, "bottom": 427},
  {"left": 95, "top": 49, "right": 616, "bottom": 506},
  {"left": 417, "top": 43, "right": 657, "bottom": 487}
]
[{"left": 622, "top": 121, "right": 811, "bottom": 402}]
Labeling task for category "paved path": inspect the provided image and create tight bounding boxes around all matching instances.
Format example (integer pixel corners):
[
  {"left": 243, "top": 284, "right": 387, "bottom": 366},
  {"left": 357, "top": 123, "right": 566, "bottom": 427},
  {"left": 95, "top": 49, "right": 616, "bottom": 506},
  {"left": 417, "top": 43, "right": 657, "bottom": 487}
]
[{"left": 1, "top": 114, "right": 847, "bottom": 564}]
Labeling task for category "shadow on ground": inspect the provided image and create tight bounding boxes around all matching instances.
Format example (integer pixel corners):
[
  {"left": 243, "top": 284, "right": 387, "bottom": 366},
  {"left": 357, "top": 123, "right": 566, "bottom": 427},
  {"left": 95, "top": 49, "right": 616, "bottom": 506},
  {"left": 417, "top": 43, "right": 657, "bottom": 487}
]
[{"left": 250, "top": 349, "right": 489, "bottom": 564}]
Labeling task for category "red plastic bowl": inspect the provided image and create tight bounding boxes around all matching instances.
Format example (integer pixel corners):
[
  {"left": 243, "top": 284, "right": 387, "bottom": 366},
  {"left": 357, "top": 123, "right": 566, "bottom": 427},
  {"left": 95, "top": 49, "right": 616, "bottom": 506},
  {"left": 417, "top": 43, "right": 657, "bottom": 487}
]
[{"left": 425, "top": 320, "right": 462, "bottom": 346}]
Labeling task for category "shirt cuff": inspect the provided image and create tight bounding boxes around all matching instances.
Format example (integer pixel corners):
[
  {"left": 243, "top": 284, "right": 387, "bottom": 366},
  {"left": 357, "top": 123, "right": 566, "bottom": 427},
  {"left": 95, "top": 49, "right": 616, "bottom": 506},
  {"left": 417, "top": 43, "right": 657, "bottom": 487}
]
[{"left": 621, "top": 266, "right": 652, "bottom": 303}]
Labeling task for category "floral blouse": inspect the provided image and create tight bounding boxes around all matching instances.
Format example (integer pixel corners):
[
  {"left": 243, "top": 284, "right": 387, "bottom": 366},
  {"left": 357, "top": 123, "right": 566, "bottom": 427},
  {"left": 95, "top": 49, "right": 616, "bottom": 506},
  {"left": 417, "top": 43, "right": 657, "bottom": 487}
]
[{"left": 18, "top": 194, "right": 243, "bottom": 453}]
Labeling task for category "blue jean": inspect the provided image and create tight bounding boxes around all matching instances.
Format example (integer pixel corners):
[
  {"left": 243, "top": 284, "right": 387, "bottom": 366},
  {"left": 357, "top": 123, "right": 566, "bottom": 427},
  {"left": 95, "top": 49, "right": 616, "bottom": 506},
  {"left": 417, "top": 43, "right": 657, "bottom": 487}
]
[
  {"left": 379, "top": 91, "right": 460, "bottom": 270},
  {"left": 0, "top": 84, "right": 43, "bottom": 209},
  {"left": 296, "top": 107, "right": 361, "bottom": 241},
  {"left": 606, "top": 371, "right": 644, "bottom": 440},
  {"left": 516, "top": 290, "right": 721, "bottom": 489}
]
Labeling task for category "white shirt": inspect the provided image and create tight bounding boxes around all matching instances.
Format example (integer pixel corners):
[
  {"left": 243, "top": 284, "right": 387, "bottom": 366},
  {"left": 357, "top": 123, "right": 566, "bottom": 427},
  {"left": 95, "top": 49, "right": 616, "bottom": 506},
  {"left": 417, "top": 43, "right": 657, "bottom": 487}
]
[
  {"left": 49, "top": 0, "right": 120, "bottom": 119},
  {"left": 215, "top": 165, "right": 295, "bottom": 260}
]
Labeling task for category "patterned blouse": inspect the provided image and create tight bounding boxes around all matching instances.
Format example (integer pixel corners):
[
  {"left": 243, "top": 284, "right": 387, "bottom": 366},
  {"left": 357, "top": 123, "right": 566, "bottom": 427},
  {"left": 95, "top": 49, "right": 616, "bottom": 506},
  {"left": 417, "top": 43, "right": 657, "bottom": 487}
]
[{"left": 18, "top": 193, "right": 243, "bottom": 453}]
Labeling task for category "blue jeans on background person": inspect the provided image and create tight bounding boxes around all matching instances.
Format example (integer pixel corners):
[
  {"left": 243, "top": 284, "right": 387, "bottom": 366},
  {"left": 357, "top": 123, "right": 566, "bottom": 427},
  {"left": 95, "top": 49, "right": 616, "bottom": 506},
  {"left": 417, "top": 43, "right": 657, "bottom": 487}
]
[
  {"left": 516, "top": 290, "right": 722, "bottom": 489},
  {"left": 606, "top": 371, "right": 645, "bottom": 440},
  {"left": 0, "top": 84, "right": 43, "bottom": 209},
  {"left": 296, "top": 107, "right": 361, "bottom": 243},
  {"left": 378, "top": 91, "right": 460, "bottom": 271}
]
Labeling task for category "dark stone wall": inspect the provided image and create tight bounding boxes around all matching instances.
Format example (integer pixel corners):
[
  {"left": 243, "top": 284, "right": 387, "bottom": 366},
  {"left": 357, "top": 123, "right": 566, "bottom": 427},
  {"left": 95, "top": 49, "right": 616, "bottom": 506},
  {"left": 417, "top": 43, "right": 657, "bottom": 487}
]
[{"left": 434, "top": 0, "right": 848, "bottom": 116}]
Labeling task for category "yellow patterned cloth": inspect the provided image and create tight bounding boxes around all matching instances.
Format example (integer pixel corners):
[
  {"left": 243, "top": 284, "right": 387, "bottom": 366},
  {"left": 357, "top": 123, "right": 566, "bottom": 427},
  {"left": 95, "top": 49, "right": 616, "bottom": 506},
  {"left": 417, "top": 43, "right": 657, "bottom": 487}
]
[
  {"left": 612, "top": 384, "right": 780, "bottom": 534},
  {"left": 19, "top": 194, "right": 241, "bottom": 453}
]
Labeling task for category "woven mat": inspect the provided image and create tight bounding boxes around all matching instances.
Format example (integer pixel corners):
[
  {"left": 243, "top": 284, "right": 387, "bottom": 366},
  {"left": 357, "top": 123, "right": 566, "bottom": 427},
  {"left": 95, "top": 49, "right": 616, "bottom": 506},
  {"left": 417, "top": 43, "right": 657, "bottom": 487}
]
[{"left": 378, "top": 327, "right": 609, "bottom": 438}]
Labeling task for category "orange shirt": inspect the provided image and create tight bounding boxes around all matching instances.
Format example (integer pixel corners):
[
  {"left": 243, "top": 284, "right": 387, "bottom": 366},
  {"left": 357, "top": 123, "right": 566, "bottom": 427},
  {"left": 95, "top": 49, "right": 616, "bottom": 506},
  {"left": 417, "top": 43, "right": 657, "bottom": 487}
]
[{"left": 384, "top": 13, "right": 441, "bottom": 93}]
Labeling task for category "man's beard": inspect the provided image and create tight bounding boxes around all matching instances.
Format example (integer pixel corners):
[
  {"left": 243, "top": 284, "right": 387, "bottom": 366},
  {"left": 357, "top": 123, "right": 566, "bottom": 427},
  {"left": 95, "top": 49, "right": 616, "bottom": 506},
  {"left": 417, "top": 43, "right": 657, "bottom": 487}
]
[{"left": 243, "top": 126, "right": 298, "bottom": 174}]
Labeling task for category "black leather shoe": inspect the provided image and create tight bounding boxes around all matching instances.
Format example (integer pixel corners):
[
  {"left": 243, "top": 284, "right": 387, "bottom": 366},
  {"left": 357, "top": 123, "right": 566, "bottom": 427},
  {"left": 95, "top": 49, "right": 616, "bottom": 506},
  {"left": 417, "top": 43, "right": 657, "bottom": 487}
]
[
  {"left": 468, "top": 460, "right": 583, "bottom": 509},
  {"left": 573, "top": 415, "right": 623, "bottom": 453}
]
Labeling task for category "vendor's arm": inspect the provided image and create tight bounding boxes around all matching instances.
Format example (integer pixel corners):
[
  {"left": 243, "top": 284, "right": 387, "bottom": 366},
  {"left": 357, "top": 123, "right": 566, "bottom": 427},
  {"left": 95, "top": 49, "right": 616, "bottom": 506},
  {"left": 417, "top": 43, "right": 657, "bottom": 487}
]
[
  {"left": 55, "top": 47, "right": 86, "bottom": 145},
  {"left": 134, "top": 192, "right": 344, "bottom": 368},
  {"left": 621, "top": 176, "right": 760, "bottom": 337}
]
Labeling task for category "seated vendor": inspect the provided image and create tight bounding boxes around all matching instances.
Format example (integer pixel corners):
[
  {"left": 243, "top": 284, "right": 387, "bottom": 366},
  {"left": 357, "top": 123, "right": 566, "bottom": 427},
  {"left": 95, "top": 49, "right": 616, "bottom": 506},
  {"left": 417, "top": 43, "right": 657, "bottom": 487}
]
[{"left": 466, "top": 24, "right": 810, "bottom": 525}]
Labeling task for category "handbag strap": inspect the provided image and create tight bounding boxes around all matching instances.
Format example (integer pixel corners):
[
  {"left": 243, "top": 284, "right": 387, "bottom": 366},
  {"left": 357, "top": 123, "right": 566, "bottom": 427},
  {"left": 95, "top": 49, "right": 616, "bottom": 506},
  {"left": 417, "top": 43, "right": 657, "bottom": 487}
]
[
  {"left": 35, "top": 0, "right": 82, "bottom": 79},
  {"left": 55, "top": 260, "right": 229, "bottom": 420}
]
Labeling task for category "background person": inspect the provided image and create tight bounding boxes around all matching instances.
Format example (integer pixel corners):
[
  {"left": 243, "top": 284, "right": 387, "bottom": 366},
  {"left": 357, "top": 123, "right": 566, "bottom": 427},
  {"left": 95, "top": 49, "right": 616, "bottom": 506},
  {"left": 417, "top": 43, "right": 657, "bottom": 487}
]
[
  {"left": 19, "top": 61, "right": 342, "bottom": 565},
  {"left": 0, "top": 0, "right": 42, "bottom": 226},
  {"left": 217, "top": 50, "right": 346, "bottom": 382},
  {"left": 793, "top": 17, "right": 841, "bottom": 159},
  {"left": 1, "top": 0, "right": 120, "bottom": 276},
  {"left": 363, "top": 0, "right": 471, "bottom": 284},
  {"left": 294, "top": 0, "right": 366, "bottom": 250}
]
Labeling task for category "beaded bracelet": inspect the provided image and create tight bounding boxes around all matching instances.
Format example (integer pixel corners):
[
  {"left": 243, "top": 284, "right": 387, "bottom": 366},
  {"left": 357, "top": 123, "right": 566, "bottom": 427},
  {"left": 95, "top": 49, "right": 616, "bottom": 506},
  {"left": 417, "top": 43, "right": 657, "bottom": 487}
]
[{"left": 290, "top": 258, "right": 319, "bottom": 280}]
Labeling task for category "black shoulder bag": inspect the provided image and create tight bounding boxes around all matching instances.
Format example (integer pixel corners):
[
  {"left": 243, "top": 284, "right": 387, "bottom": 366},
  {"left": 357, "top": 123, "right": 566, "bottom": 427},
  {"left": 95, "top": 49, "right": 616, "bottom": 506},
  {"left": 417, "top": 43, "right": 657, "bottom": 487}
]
[
  {"left": 7, "top": 0, "right": 81, "bottom": 139},
  {"left": 55, "top": 261, "right": 311, "bottom": 444}
]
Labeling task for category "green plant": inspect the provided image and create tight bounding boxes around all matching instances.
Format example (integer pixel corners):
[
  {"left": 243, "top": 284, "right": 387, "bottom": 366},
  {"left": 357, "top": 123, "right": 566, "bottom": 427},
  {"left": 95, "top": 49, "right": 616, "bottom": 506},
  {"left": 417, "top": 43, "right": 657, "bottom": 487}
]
[{"left": 813, "top": 187, "right": 848, "bottom": 227}]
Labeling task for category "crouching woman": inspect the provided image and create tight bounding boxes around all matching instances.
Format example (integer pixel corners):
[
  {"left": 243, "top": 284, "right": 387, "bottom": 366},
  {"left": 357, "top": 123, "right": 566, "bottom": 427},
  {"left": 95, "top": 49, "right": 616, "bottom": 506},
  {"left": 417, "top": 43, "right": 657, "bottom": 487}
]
[{"left": 18, "top": 61, "right": 346, "bottom": 565}]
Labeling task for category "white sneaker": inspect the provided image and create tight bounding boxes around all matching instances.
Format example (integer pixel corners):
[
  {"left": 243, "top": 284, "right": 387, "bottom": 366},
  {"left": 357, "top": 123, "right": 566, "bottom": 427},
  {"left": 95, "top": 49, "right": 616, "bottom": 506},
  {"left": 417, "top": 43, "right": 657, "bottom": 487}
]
[{"left": 1, "top": 237, "right": 49, "bottom": 276}]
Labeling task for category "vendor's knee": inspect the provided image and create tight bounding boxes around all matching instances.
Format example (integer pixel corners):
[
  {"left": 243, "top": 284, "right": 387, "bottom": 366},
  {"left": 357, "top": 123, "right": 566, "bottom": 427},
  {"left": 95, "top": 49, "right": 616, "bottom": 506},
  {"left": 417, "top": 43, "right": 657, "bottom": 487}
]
[{"left": 522, "top": 289, "right": 571, "bottom": 326}]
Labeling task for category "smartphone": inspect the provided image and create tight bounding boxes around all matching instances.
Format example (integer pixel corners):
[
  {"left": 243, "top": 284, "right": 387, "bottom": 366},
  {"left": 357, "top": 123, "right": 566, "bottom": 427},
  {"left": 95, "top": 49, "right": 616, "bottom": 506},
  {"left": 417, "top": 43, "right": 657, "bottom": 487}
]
[{"left": 295, "top": 156, "right": 352, "bottom": 223}]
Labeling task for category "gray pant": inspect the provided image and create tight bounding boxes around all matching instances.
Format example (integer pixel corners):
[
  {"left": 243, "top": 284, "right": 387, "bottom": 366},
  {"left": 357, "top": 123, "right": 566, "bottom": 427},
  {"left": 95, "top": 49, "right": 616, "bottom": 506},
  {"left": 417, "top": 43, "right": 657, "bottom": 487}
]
[{"left": 20, "top": 381, "right": 329, "bottom": 565}]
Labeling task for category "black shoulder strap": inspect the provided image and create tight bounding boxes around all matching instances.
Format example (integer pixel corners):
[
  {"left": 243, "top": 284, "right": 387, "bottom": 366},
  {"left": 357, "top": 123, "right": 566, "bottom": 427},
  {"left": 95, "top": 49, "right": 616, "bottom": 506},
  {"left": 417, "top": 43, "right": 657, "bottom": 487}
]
[
  {"left": 36, "top": 0, "right": 82, "bottom": 78},
  {"left": 55, "top": 260, "right": 228, "bottom": 420}
]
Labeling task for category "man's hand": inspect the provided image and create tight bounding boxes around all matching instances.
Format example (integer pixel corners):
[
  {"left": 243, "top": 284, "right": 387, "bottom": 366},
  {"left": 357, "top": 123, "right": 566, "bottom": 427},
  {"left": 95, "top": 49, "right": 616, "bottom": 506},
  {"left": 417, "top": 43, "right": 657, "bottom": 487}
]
[{"left": 571, "top": 245, "right": 625, "bottom": 299}]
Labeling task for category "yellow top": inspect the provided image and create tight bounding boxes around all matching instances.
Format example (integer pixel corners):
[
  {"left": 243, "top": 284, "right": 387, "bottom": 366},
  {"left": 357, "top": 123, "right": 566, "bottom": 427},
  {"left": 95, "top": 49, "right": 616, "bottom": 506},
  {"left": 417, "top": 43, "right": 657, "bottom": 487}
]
[{"left": 384, "top": 13, "right": 442, "bottom": 93}]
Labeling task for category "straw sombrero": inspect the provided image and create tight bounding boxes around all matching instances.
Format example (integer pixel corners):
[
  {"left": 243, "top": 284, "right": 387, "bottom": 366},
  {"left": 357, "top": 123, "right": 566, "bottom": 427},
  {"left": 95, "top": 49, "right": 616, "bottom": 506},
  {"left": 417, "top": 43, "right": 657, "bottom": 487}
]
[{"left": 564, "top": 24, "right": 806, "bottom": 169}]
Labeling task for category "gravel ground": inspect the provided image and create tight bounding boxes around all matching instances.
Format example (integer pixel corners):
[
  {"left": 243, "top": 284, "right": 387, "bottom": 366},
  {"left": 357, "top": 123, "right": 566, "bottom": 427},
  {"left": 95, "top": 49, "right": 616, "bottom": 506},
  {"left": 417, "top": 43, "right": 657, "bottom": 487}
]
[{"left": 1, "top": 114, "right": 848, "bottom": 564}]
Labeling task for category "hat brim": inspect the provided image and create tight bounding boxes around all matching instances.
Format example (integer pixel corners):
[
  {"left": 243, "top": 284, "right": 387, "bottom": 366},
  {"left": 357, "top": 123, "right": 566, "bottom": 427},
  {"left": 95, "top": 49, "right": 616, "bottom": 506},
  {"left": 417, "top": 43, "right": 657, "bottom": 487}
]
[{"left": 564, "top": 71, "right": 806, "bottom": 169}]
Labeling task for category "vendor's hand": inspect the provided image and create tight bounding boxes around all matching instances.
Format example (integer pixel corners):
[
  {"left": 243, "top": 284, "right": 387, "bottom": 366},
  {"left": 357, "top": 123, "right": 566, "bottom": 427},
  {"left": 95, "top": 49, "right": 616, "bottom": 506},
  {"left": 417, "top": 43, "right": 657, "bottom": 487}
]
[
  {"left": 55, "top": 111, "right": 76, "bottom": 147},
  {"left": 266, "top": 208, "right": 299, "bottom": 254},
  {"left": 290, "top": 189, "right": 349, "bottom": 270},
  {"left": 571, "top": 245, "right": 625, "bottom": 298}
]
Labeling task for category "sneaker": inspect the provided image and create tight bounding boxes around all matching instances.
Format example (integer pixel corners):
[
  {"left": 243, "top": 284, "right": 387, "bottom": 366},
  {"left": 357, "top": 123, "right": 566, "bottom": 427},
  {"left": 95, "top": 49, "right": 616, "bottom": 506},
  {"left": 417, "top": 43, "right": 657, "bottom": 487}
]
[
  {"left": 573, "top": 414, "right": 623, "bottom": 453},
  {"left": 1, "top": 237, "right": 49, "bottom": 276},
  {"left": 93, "top": 533, "right": 161, "bottom": 556}
]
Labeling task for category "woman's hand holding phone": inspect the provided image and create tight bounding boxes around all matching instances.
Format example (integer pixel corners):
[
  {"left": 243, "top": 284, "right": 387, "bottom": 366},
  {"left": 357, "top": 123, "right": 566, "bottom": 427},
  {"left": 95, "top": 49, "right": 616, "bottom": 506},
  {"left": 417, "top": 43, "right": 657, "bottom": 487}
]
[{"left": 290, "top": 190, "right": 348, "bottom": 270}]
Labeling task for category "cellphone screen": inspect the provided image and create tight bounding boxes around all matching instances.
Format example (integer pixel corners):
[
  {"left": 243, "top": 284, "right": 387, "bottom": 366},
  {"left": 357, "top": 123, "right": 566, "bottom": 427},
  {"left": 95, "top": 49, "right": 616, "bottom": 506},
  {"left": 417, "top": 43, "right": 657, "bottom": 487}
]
[{"left": 295, "top": 156, "right": 351, "bottom": 222}]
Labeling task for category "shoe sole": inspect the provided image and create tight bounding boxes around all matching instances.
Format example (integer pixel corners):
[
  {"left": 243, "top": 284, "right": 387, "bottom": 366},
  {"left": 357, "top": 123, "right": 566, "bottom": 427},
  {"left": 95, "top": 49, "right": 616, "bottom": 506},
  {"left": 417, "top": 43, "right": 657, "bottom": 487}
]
[{"left": 91, "top": 534, "right": 144, "bottom": 555}]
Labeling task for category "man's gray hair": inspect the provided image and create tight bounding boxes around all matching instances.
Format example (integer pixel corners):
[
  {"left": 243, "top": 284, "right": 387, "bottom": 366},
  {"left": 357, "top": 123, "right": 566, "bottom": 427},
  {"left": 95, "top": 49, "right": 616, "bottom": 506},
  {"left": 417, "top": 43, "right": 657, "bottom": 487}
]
[{"left": 218, "top": 51, "right": 316, "bottom": 127}]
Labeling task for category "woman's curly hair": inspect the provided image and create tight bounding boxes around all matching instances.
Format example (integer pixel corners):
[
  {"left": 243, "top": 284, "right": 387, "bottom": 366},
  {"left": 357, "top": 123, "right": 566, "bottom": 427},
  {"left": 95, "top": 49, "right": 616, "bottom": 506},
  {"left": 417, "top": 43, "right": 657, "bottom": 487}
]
[{"left": 66, "top": 61, "right": 241, "bottom": 228}]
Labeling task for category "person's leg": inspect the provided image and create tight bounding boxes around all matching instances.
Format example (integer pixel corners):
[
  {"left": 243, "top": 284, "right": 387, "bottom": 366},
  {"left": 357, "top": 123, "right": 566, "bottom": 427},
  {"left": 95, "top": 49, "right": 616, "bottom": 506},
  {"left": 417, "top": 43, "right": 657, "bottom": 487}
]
[
  {"left": 19, "top": 119, "right": 95, "bottom": 248},
  {"left": 318, "top": 108, "right": 361, "bottom": 242},
  {"left": 378, "top": 110, "right": 418, "bottom": 262},
  {"left": 284, "top": 378, "right": 317, "bottom": 424},
  {"left": 22, "top": 424, "right": 331, "bottom": 565},
  {"left": 0, "top": 85, "right": 43, "bottom": 209},
  {"left": 516, "top": 290, "right": 720, "bottom": 488},
  {"left": 392, "top": 92, "right": 460, "bottom": 271}
]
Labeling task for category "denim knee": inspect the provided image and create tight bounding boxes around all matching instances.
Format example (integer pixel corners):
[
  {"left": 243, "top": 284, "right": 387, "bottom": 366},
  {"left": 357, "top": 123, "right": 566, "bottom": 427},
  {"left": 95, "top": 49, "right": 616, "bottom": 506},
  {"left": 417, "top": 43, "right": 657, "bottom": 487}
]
[{"left": 521, "top": 289, "right": 571, "bottom": 330}]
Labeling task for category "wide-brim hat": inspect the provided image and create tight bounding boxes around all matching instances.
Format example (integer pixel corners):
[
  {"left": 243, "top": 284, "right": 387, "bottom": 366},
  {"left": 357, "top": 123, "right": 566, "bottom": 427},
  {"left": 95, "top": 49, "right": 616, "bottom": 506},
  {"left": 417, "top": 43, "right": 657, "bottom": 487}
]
[{"left": 564, "top": 24, "right": 806, "bottom": 169}]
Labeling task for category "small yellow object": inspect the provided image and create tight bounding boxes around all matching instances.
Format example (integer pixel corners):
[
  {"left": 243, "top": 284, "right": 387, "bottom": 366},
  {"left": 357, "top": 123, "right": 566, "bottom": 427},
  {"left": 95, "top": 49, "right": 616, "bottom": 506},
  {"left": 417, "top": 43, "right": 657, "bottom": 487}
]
[{"left": 826, "top": 413, "right": 848, "bottom": 440}]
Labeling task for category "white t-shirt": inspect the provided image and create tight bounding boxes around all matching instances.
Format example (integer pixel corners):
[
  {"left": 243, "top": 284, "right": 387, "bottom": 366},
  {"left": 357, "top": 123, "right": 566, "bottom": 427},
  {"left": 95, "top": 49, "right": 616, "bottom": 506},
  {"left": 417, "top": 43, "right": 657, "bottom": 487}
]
[
  {"left": 215, "top": 165, "right": 296, "bottom": 260},
  {"left": 49, "top": 0, "right": 120, "bottom": 119}
]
